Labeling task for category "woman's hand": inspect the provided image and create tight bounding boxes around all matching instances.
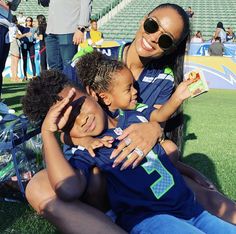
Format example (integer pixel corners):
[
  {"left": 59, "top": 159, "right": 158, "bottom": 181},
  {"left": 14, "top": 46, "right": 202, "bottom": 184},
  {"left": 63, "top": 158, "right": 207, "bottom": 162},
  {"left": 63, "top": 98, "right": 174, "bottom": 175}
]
[{"left": 110, "top": 122, "right": 163, "bottom": 170}]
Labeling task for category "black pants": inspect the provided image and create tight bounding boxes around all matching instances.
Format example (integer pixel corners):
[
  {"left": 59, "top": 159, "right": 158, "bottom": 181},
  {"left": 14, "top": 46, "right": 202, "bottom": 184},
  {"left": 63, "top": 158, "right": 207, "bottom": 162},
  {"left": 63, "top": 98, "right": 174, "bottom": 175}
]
[
  {"left": 0, "top": 26, "right": 10, "bottom": 98},
  {"left": 40, "top": 43, "right": 47, "bottom": 71},
  {"left": 21, "top": 42, "right": 36, "bottom": 77}
]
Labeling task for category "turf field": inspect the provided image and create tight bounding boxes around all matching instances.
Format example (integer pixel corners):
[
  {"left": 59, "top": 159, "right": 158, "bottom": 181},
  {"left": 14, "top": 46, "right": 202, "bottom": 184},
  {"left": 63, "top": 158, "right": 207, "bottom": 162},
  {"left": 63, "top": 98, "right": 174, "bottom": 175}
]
[{"left": 0, "top": 80, "right": 235, "bottom": 233}]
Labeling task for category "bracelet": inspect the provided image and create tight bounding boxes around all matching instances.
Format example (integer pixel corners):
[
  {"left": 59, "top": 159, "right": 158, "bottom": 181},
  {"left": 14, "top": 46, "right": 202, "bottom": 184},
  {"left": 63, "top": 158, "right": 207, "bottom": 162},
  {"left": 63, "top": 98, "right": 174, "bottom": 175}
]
[
  {"left": 77, "top": 26, "right": 86, "bottom": 33},
  {"left": 158, "top": 133, "right": 165, "bottom": 144}
]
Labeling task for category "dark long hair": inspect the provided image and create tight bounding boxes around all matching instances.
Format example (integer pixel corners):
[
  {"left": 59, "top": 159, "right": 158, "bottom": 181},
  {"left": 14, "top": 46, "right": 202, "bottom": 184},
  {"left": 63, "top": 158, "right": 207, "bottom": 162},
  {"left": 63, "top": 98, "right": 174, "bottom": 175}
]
[
  {"left": 217, "top": 21, "right": 225, "bottom": 31},
  {"left": 37, "top": 14, "right": 47, "bottom": 33},
  {"left": 149, "top": 3, "right": 190, "bottom": 150},
  {"left": 149, "top": 3, "right": 190, "bottom": 87}
]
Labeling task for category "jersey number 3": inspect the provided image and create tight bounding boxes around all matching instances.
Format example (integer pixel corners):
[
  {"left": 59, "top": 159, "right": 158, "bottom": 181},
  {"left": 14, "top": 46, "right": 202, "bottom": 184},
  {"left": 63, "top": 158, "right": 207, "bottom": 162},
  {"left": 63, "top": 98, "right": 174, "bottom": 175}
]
[{"left": 141, "top": 150, "right": 174, "bottom": 199}]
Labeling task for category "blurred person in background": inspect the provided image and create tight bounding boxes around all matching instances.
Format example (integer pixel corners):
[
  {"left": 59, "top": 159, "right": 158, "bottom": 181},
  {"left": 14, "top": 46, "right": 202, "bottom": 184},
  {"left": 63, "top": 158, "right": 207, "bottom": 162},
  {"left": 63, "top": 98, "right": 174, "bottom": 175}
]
[
  {"left": 9, "top": 15, "right": 21, "bottom": 82},
  {"left": 86, "top": 19, "right": 104, "bottom": 47},
  {"left": 209, "top": 37, "right": 224, "bottom": 56},
  {"left": 226, "top": 27, "right": 235, "bottom": 42},
  {"left": 36, "top": 14, "right": 47, "bottom": 70},
  {"left": 186, "top": 6, "right": 194, "bottom": 18},
  {"left": 17, "top": 11, "right": 25, "bottom": 25},
  {"left": 213, "top": 22, "right": 226, "bottom": 43},
  {"left": 18, "top": 16, "right": 37, "bottom": 80},
  {"left": 191, "top": 30, "right": 204, "bottom": 43},
  {"left": 45, "top": 0, "right": 92, "bottom": 71},
  {"left": 0, "top": 0, "right": 21, "bottom": 98}
]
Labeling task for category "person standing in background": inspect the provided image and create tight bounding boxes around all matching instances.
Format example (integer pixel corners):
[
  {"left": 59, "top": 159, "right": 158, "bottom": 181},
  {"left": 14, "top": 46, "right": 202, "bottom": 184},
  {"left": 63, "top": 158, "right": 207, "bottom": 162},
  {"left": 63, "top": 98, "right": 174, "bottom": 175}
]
[
  {"left": 208, "top": 37, "right": 224, "bottom": 56},
  {"left": 17, "top": 11, "right": 25, "bottom": 25},
  {"left": 213, "top": 22, "right": 226, "bottom": 43},
  {"left": 226, "top": 27, "right": 235, "bottom": 42},
  {"left": 18, "top": 16, "right": 37, "bottom": 80},
  {"left": 36, "top": 14, "right": 47, "bottom": 70},
  {"left": 190, "top": 31, "right": 204, "bottom": 43},
  {"left": 45, "top": 0, "right": 92, "bottom": 71},
  {"left": 9, "top": 15, "right": 21, "bottom": 82},
  {"left": 86, "top": 19, "right": 104, "bottom": 47},
  {"left": 0, "top": 0, "right": 21, "bottom": 98},
  {"left": 186, "top": 6, "right": 194, "bottom": 18}
]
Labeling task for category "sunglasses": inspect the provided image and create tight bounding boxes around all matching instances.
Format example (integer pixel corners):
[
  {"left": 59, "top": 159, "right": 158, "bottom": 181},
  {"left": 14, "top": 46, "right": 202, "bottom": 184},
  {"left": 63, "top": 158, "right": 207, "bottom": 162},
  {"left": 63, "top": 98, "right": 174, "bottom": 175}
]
[
  {"left": 143, "top": 17, "right": 176, "bottom": 50},
  {"left": 61, "top": 96, "right": 86, "bottom": 133}
]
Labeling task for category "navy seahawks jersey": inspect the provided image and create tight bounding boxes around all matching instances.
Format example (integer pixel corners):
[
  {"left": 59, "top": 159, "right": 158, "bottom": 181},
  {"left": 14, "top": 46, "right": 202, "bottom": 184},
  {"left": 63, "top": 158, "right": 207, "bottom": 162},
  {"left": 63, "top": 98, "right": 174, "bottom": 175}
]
[
  {"left": 106, "top": 103, "right": 155, "bottom": 120},
  {"left": 64, "top": 43, "right": 174, "bottom": 107},
  {"left": 135, "top": 64, "right": 174, "bottom": 107},
  {"left": 98, "top": 43, "right": 175, "bottom": 107},
  {"left": 64, "top": 110, "right": 203, "bottom": 232}
]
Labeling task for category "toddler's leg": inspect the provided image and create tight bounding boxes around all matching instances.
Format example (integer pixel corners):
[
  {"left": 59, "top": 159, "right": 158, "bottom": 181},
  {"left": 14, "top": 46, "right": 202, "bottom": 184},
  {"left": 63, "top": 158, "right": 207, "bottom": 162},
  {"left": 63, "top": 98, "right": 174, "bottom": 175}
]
[{"left": 161, "top": 139, "right": 180, "bottom": 164}]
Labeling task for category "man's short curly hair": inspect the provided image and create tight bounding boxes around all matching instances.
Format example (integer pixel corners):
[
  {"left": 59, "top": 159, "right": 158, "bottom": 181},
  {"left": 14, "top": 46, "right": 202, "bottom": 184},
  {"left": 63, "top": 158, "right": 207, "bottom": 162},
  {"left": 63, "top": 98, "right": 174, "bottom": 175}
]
[
  {"left": 22, "top": 70, "right": 72, "bottom": 122},
  {"left": 75, "top": 51, "right": 125, "bottom": 93}
]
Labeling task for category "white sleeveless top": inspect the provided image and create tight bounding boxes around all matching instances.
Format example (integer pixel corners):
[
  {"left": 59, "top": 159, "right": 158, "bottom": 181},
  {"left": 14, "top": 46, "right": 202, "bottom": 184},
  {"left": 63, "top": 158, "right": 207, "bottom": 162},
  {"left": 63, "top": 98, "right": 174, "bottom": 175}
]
[{"left": 218, "top": 28, "right": 226, "bottom": 42}]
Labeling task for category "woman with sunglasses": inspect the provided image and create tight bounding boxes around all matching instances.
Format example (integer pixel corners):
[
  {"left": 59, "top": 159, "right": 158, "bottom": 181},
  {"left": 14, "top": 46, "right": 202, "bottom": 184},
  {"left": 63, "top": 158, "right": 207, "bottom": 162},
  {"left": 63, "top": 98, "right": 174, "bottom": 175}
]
[
  {"left": 18, "top": 16, "right": 37, "bottom": 80},
  {"left": 24, "top": 3, "right": 236, "bottom": 233},
  {"left": 106, "top": 3, "right": 236, "bottom": 225}
]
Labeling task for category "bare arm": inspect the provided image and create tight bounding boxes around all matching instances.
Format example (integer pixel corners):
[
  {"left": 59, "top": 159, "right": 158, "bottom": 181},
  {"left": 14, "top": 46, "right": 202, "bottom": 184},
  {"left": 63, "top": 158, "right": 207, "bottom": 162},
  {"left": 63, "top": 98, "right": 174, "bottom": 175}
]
[
  {"left": 214, "top": 28, "right": 220, "bottom": 39},
  {"left": 175, "top": 161, "right": 216, "bottom": 190},
  {"left": 16, "top": 31, "right": 32, "bottom": 39},
  {"left": 150, "top": 79, "right": 193, "bottom": 123},
  {"left": 73, "top": 0, "right": 92, "bottom": 45},
  {"left": 41, "top": 89, "right": 87, "bottom": 200}
]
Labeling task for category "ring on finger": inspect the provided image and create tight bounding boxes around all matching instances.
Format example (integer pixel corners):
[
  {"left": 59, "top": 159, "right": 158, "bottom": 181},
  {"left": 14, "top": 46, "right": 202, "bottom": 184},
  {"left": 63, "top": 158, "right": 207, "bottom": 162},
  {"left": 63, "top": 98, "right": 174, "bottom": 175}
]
[
  {"left": 124, "top": 137, "right": 131, "bottom": 146},
  {"left": 134, "top": 147, "right": 144, "bottom": 157},
  {"left": 127, "top": 153, "right": 132, "bottom": 159}
]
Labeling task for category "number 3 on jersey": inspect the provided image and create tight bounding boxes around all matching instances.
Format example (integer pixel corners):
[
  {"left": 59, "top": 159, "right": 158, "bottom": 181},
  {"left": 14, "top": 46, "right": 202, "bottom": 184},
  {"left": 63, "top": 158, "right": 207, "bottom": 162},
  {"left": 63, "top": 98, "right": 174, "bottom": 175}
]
[{"left": 141, "top": 150, "right": 174, "bottom": 199}]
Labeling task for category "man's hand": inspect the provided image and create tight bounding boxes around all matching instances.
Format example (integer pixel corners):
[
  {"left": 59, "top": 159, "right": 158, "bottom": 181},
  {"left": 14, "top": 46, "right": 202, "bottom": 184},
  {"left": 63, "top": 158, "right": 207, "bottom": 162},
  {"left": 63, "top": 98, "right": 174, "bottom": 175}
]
[{"left": 73, "top": 29, "right": 84, "bottom": 45}]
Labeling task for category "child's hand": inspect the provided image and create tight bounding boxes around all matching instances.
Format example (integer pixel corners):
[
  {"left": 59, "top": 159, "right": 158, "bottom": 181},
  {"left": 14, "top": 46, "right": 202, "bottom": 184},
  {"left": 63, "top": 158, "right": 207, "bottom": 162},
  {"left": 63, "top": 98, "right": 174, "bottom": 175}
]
[
  {"left": 42, "top": 88, "right": 75, "bottom": 133},
  {"left": 174, "top": 79, "right": 195, "bottom": 102},
  {"left": 83, "top": 136, "right": 114, "bottom": 157}
]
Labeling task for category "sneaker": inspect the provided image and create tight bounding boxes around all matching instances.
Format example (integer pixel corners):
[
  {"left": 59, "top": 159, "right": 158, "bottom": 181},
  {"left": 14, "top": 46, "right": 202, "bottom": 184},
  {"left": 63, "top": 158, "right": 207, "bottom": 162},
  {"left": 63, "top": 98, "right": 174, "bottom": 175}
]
[{"left": 0, "top": 102, "right": 15, "bottom": 115}]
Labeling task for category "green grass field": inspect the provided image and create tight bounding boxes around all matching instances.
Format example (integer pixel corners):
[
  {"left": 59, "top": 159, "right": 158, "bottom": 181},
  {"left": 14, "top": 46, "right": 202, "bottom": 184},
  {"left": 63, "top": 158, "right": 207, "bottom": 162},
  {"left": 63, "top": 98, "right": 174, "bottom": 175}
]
[{"left": 0, "top": 80, "right": 235, "bottom": 233}]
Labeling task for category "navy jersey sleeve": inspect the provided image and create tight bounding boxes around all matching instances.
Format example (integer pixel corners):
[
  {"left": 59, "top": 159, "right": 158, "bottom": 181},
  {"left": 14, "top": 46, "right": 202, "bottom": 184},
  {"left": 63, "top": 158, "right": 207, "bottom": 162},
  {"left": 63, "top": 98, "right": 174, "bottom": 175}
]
[
  {"left": 64, "top": 145, "right": 95, "bottom": 181},
  {"left": 156, "top": 77, "right": 174, "bottom": 105},
  {"left": 137, "top": 65, "right": 175, "bottom": 107},
  {"left": 69, "top": 157, "right": 92, "bottom": 181},
  {"left": 135, "top": 103, "right": 156, "bottom": 120}
]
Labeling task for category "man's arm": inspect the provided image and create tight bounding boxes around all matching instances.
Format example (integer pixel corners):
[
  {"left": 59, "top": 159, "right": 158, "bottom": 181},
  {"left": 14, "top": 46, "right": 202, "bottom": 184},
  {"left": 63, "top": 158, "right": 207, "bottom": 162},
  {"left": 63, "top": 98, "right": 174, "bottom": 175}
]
[
  {"left": 73, "top": 0, "right": 92, "bottom": 45},
  {"left": 78, "top": 0, "right": 92, "bottom": 28}
]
